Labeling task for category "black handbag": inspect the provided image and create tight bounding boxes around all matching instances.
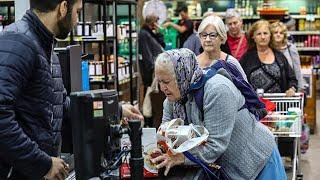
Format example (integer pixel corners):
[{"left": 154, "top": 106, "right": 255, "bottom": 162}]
[{"left": 183, "top": 151, "right": 230, "bottom": 180}]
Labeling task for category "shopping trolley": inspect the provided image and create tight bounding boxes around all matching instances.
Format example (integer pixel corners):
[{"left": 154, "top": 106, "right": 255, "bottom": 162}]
[{"left": 260, "top": 93, "right": 304, "bottom": 180}]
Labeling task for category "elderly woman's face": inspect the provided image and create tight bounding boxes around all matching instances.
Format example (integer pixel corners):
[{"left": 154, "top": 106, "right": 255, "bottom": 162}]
[
  {"left": 253, "top": 25, "right": 271, "bottom": 47},
  {"left": 155, "top": 68, "right": 181, "bottom": 102},
  {"left": 272, "top": 27, "right": 285, "bottom": 44},
  {"left": 199, "top": 25, "right": 221, "bottom": 52}
]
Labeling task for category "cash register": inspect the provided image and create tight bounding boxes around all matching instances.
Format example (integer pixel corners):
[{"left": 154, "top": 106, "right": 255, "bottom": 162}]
[{"left": 69, "top": 89, "right": 143, "bottom": 180}]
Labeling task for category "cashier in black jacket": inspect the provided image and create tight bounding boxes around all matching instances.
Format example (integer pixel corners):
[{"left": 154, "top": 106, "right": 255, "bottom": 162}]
[{"left": 0, "top": 0, "right": 143, "bottom": 179}]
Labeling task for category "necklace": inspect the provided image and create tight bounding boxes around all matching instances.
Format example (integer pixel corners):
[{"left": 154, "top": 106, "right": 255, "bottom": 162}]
[
  {"left": 258, "top": 48, "right": 274, "bottom": 64},
  {"left": 258, "top": 48, "right": 270, "bottom": 55}
]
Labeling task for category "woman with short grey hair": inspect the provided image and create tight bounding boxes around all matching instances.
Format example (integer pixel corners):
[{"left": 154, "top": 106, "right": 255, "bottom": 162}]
[
  {"left": 197, "top": 15, "right": 247, "bottom": 80},
  {"left": 225, "top": 8, "right": 242, "bottom": 20},
  {"left": 150, "top": 48, "right": 286, "bottom": 179}
]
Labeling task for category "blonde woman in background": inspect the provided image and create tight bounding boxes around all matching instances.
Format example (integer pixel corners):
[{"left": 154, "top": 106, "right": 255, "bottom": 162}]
[
  {"left": 240, "top": 20, "right": 297, "bottom": 96},
  {"left": 270, "top": 21, "right": 305, "bottom": 91}
]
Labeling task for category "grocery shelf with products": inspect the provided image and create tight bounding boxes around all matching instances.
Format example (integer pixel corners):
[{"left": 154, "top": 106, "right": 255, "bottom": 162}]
[
  {"left": 57, "top": 0, "right": 139, "bottom": 104},
  {"left": 0, "top": 0, "right": 14, "bottom": 32},
  {"left": 288, "top": 14, "right": 320, "bottom": 133},
  {"left": 288, "top": 31, "right": 320, "bottom": 35},
  {"left": 160, "top": 0, "right": 320, "bottom": 42},
  {"left": 289, "top": 39, "right": 319, "bottom": 133},
  {"left": 296, "top": 47, "right": 320, "bottom": 52},
  {"left": 293, "top": 35, "right": 320, "bottom": 49}
]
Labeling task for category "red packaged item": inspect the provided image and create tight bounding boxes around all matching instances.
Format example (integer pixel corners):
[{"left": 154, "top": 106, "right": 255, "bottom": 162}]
[
  {"left": 120, "top": 163, "right": 131, "bottom": 179},
  {"left": 311, "top": 35, "right": 315, "bottom": 47},
  {"left": 259, "top": 97, "right": 276, "bottom": 112},
  {"left": 308, "top": 35, "right": 312, "bottom": 47}
]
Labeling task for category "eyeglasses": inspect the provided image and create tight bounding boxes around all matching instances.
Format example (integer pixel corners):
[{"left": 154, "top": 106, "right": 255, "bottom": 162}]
[{"left": 199, "top": 32, "right": 218, "bottom": 40}]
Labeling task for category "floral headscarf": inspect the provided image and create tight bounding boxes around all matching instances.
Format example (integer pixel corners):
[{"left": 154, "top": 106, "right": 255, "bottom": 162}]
[{"left": 165, "top": 48, "right": 203, "bottom": 120}]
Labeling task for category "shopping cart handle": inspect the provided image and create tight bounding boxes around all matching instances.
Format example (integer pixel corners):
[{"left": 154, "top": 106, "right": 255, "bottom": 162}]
[{"left": 262, "top": 93, "right": 304, "bottom": 97}]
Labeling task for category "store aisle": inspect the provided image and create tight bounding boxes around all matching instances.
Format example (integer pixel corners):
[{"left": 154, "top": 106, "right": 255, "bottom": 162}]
[{"left": 300, "top": 100, "right": 320, "bottom": 180}]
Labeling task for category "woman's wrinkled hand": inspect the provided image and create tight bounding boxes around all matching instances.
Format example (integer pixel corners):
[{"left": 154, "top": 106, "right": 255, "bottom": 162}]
[
  {"left": 285, "top": 87, "right": 296, "bottom": 97},
  {"left": 150, "top": 151, "right": 185, "bottom": 176}
]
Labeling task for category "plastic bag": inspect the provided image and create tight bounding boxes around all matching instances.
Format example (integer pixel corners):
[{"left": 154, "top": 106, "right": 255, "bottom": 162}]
[{"left": 157, "top": 118, "right": 209, "bottom": 154}]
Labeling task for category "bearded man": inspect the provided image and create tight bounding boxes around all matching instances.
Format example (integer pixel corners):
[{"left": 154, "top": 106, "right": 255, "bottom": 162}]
[{"left": 0, "top": 1, "right": 143, "bottom": 179}]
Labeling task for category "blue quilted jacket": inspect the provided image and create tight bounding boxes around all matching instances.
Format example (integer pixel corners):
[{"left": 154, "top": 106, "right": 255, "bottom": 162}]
[{"left": 0, "top": 10, "right": 69, "bottom": 179}]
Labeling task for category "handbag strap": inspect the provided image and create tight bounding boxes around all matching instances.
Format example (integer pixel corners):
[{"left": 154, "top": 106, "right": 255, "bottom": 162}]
[
  {"left": 183, "top": 151, "right": 221, "bottom": 180},
  {"left": 286, "top": 44, "right": 295, "bottom": 70},
  {"left": 234, "top": 33, "right": 245, "bottom": 58}
]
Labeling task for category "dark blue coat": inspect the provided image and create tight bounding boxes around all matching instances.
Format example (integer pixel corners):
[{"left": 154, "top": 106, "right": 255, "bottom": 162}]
[{"left": 0, "top": 10, "right": 69, "bottom": 179}]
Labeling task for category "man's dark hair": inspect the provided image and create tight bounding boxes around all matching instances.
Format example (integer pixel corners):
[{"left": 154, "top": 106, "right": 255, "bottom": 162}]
[
  {"left": 176, "top": 3, "right": 188, "bottom": 13},
  {"left": 30, "top": 0, "right": 76, "bottom": 13},
  {"left": 174, "top": 3, "right": 188, "bottom": 16}
]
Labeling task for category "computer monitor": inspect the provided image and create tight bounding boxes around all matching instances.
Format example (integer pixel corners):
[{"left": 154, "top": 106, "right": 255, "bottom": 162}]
[
  {"left": 54, "top": 45, "right": 82, "bottom": 94},
  {"left": 70, "top": 89, "right": 120, "bottom": 180},
  {"left": 54, "top": 45, "right": 82, "bottom": 153}
]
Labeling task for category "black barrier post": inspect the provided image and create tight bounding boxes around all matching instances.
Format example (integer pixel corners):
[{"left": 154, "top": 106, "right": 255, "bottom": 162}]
[{"left": 128, "top": 120, "right": 143, "bottom": 179}]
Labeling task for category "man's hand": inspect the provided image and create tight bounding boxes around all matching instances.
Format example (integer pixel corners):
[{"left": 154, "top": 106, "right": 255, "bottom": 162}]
[
  {"left": 162, "top": 22, "right": 172, "bottom": 28},
  {"left": 151, "top": 152, "right": 185, "bottom": 176},
  {"left": 44, "top": 157, "right": 69, "bottom": 180},
  {"left": 122, "top": 104, "right": 144, "bottom": 121}
]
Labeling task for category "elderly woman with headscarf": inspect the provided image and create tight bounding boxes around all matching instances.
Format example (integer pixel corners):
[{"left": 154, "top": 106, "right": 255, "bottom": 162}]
[{"left": 150, "top": 48, "right": 286, "bottom": 180}]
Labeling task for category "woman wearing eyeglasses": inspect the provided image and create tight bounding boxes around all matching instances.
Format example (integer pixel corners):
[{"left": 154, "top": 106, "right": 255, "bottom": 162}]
[{"left": 197, "top": 15, "right": 247, "bottom": 80}]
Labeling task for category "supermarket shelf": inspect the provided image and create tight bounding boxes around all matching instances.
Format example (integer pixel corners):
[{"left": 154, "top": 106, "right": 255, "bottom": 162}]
[
  {"left": 90, "top": 74, "right": 138, "bottom": 85},
  {"left": 171, "top": 16, "right": 202, "bottom": 21},
  {"left": 57, "top": 36, "right": 138, "bottom": 42},
  {"left": 77, "top": 6, "right": 314, "bottom": 18},
  {"left": 88, "top": 61, "right": 131, "bottom": 67},
  {"left": 84, "top": 0, "right": 101, "bottom": 3},
  {"left": 90, "top": 80, "right": 105, "bottom": 83},
  {"left": 210, "top": 12, "right": 261, "bottom": 19},
  {"left": 291, "top": 15, "right": 320, "bottom": 19},
  {"left": 242, "top": 16, "right": 261, "bottom": 20},
  {"left": 171, "top": 15, "right": 260, "bottom": 21},
  {"left": 84, "top": 0, "right": 111, "bottom": 4},
  {"left": 57, "top": 36, "right": 116, "bottom": 42},
  {"left": 0, "top": 1, "right": 13, "bottom": 5},
  {"left": 117, "top": 0, "right": 137, "bottom": 4},
  {"left": 82, "top": 37, "right": 115, "bottom": 42},
  {"left": 288, "top": 31, "right": 320, "bottom": 35},
  {"left": 90, "top": 75, "right": 105, "bottom": 78},
  {"left": 296, "top": 47, "right": 320, "bottom": 51},
  {"left": 84, "top": 0, "right": 136, "bottom": 4},
  {"left": 313, "top": 66, "right": 320, "bottom": 69},
  {"left": 117, "top": 36, "right": 138, "bottom": 40}
]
